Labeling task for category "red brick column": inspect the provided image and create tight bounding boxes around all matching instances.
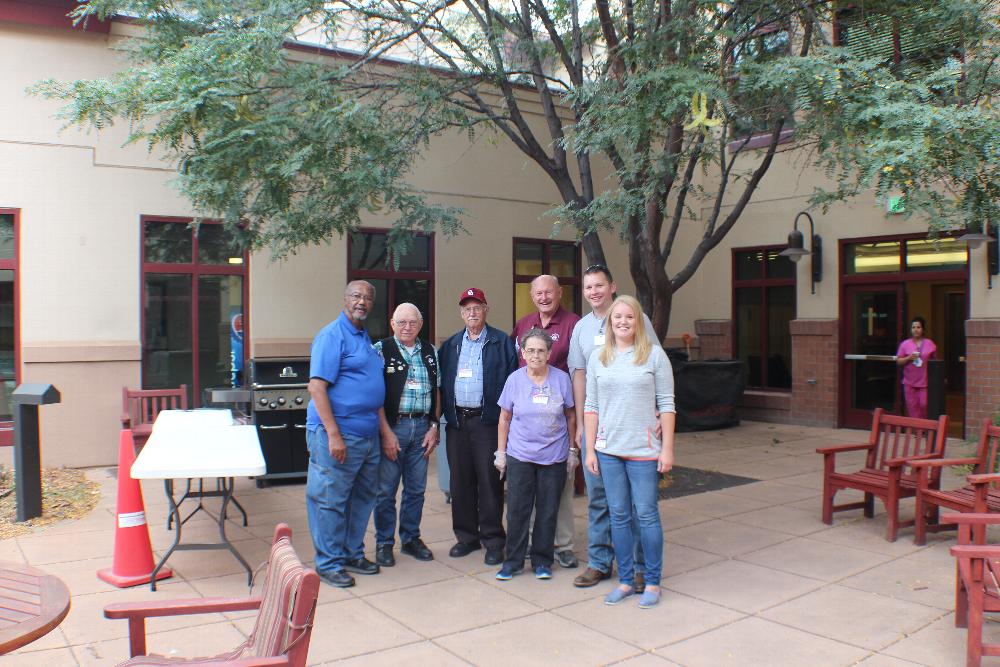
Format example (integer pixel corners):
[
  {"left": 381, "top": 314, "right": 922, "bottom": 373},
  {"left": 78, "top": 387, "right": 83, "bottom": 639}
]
[
  {"left": 966, "top": 319, "right": 1000, "bottom": 436},
  {"left": 790, "top": 319, "right": 839, "bottom": 427},
  {"left": 694, "top": 319, "right": 732, "bottom": 360}
]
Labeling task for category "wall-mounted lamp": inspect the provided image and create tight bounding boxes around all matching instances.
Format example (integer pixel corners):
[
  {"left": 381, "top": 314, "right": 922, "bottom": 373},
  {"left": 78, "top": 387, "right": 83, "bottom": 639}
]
[
  {"left": 779, "top": 211, "right": 823, "bottom": 294},
  {"left": 958, "top": 221, "right": 1000, "bottom": 289}
]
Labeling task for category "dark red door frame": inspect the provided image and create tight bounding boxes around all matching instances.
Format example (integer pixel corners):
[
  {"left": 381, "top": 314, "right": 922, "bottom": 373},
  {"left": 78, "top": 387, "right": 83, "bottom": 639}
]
[
  {"left": 511, "top": 237, "right": 583, "bottom": 324},
  {"left": 0, "top": 208, "right": 19, "bottom": 446},
  {"left": 139, "top": 216, "right": 249, "bottom": 405},
  {"left": 837, "top": 232, "right": 969, "bottom": 428}
]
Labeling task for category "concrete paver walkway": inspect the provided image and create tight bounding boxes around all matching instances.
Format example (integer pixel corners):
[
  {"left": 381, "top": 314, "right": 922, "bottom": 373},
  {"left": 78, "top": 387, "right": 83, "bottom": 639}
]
[{"left": 2, "top": 421, "right": 995, "bottom": 666}]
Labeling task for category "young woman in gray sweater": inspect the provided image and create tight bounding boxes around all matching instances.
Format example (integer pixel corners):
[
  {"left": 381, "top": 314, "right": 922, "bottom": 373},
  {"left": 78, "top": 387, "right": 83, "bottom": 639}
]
[{"left": 583, "top": 295, "right": 675, "bottom": 608}]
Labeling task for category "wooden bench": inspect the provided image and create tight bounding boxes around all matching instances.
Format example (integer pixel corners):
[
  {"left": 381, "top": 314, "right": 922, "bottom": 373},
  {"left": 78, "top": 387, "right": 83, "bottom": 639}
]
[
  {"left": 912, "top": 420, "right": 1000, "bottom": 545},
  {"left": 943, "top": 512, "right": 1000, "bottom": 667},
  {"left": 817, "top": 407, "right": 949, "bottom": 542},
  {"left": 121, "top": 385, "right": 187, "bottom": 452}
]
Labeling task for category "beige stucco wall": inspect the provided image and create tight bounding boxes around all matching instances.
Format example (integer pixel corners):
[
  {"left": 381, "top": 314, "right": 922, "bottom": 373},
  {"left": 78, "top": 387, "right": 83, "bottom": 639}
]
[{"left": 0, "top": 18, "right": 631, "bottom": 466}]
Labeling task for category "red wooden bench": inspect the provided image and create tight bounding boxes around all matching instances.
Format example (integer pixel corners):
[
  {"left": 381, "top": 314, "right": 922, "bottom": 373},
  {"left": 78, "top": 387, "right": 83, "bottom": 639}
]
[
  {"left": 121, "top": 385, "right": 187, "bottom": 452},
  {"left": 943, "top": 512, "right": 1000, "bottom": 667},
  {"left": 817, "top": 408, "right": 949, "bottom": 542},
  {"left": 912, "top": 420, "right": 1000, "bottom": 545}
]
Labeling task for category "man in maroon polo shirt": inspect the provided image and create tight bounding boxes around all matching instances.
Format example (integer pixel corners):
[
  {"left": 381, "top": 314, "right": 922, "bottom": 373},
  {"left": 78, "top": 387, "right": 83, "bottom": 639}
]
[{"left": 510, "top": 274, "right": 581, "bottom": 568}]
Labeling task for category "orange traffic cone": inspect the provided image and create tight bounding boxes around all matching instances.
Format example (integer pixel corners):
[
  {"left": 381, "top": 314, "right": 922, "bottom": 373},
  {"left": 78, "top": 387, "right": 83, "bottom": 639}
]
[{"left": 98, "top": 429, "right": 172, "bottom": 587}]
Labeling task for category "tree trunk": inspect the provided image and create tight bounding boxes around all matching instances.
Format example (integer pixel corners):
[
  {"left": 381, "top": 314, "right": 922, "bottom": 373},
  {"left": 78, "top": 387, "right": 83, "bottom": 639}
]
[{"left": 580, "top": 230, "right": 607, "bottom": 268}]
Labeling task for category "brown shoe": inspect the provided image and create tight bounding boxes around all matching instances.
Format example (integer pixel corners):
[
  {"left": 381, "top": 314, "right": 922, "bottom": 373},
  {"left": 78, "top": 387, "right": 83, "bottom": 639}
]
[
  {"left": 634, "top": 571, "right": 646, "bottom": 594},
  {"left": 573, "top": 567, "right": 611, "bottom": 588}
]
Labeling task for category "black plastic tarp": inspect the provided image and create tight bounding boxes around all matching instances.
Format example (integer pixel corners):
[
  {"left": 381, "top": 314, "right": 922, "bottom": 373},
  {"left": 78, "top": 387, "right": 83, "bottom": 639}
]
[{"left": 666, "top": 350, "right": 746, "bottom": 432}]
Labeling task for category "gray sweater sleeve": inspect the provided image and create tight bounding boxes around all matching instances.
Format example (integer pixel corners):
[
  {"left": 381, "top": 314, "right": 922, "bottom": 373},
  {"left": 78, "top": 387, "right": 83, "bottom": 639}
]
[{"left": 653, "top": 346, "right": 676, "bottom": 414}]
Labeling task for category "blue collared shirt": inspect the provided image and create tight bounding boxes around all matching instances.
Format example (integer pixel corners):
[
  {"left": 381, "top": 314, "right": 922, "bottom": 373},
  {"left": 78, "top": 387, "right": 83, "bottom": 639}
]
[
  {"left": 454, "top": 329, "right": 486, "bottom": 408},
  {"left": 306, "top": 312, "right": 385, "bottom": 437}
]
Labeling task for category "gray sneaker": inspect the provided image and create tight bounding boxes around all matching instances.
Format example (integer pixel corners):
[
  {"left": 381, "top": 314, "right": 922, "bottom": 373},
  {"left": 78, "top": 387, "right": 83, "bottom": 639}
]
[{"left": 554, "top": 549, "right": 579, "bottom": 568}]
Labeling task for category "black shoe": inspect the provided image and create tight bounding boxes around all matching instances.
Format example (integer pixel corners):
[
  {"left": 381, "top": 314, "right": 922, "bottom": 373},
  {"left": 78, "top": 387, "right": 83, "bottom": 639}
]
[
  {"left": 343, "top": 557, "right": 380, "bottom": 575},
  {"left": 376, "top": 544, "right": 395, "bottom": 567},
  {"left": 554, "top": 549, "right": 579, "bottom": 569},
  {"left": 484, "top": 548, "right": 504, "bottom": 565},
  {"left": 317, "top": 568, "right": 355, "bottom": 588},
  {"left": 449, "top": 542, "right": 481, "bottom": 558},
  {"left": 401, "top": 538, "right": 434, "bottom": 561}
]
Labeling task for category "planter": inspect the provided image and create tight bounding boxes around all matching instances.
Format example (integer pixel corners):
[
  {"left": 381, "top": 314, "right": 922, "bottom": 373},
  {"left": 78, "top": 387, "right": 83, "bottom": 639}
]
[{"left": 666, "top": 349, "right": 747, "bottom": 432}]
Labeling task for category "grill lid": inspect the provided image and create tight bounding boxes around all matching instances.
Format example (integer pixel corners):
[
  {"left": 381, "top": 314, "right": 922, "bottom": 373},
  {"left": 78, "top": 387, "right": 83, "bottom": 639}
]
[{"left": 249, "top": 357, "right": 310, "bottom": 387}]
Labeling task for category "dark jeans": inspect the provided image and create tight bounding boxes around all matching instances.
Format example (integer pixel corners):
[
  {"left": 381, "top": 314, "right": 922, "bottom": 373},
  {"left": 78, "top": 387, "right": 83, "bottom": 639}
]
[
  {"left": 446, "top": 413, "right": 505, "bottom": 549},
  {"left": 374, "top": 416, "right": 430, "bottom": 546},
  {"left": 504, "top": 455, "right": 567, "bottom": 570}
]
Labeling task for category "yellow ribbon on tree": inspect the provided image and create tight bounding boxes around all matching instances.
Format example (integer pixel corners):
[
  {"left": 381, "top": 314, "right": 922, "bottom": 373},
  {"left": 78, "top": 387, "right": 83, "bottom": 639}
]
[{"left": 683, "top": 92, "right": 722, "bottom": 132}]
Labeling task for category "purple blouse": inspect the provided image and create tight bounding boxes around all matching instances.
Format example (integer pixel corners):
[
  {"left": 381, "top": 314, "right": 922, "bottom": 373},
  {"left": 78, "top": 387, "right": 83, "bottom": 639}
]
[{"left": 497, "top": 366, "right": 574, "bottom": 464}]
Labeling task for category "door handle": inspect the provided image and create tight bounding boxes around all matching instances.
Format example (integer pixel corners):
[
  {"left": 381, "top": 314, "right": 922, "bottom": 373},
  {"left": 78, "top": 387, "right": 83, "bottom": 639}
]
[
  {"left": 259, "top": 424, "right": 288, "bottom": 431},
  {"left": 843, "top": 354, "right": 898, "bottom": 362},
  {"left": 294, "top": 424, "right": 307, "bottom": 429}
]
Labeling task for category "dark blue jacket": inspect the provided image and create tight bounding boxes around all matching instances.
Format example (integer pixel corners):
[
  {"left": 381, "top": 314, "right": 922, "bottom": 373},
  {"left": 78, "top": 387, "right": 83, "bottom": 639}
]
[{"left": 439, "top": 324, "right": 518, "bottom": 426}]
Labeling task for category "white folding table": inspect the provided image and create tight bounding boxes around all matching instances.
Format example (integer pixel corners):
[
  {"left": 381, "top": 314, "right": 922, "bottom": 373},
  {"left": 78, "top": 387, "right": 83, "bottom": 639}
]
[{"left": 132, "top": 413, "right": 265, "bottom": 590}]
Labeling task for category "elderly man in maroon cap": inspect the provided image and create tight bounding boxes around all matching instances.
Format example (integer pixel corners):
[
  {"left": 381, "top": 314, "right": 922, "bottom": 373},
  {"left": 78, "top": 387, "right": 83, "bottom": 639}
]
[{"left": 438, "top": 288, "right": 518, "bottom": 565}]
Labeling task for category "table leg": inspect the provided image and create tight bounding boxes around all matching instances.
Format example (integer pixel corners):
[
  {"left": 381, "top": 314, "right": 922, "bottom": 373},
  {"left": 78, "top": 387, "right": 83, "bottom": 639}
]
[
  {"left": 218, "top": 477, "right": 254, "bottom": 585},
  {"left": 150, "top": 479, "right": 183, "bottom": 591}
]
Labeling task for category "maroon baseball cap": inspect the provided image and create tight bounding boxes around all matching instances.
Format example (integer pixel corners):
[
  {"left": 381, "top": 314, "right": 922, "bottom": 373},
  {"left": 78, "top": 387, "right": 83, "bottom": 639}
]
[{"left": 459, "top": 287, "right": 487, "bottom": 305}]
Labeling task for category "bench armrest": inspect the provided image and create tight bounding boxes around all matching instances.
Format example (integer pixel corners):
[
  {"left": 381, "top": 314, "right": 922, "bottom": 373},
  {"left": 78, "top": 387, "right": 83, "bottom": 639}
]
[
  {"left": 950, "top": 544, "right": 1000, "bottom": 559},
  {"left": 967, "top": 472, "right": 1000, "bottom": 486},
  {"left": 885, "top": 452, "right": 940, "bottom": 468},
  {"left": 909, "top": 457, "right": 979, "bottom": 469},
  {"left": 940, "top": 513, "right": 1000, "bottom": 526},
  {"left": 105, "top": 597, "right": 262, "bottom": 620},
  {"left": 816, "top": 442, "right": 874, "bottom": 455}
]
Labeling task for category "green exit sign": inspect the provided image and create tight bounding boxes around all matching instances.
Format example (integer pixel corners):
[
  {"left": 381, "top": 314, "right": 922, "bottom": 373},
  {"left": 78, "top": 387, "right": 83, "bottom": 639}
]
[{"left": 887, "top": 195, "right": 905, "bottom": 214}]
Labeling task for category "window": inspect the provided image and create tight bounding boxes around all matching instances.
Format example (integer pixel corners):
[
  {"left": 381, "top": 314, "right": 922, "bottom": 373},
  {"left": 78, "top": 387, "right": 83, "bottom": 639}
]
[
  {"left": 142, "top": 217, "right": 247, "bottom": 406},
  {"left": 348, "top": 230, "right": 434, "bottom": 342},
  {"left": 0, "top": 210, "right": 18, "bottom": 445},
  {"left": 835, "top": 5, "right": 958, "bottom": 76},
  {"left": 733, "top": 247, "right": 796, "bottom": 390},
  {"left": 512, "top": 239, "right": 581, "bottom": 321},
  {"left": 845, "top": 238, "right": 967, "bottom": 275}
]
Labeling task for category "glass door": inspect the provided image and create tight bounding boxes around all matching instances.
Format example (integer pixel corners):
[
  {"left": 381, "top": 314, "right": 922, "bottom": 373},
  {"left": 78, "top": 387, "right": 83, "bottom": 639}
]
[{"left": 842, "top": 284, "right": 903, "bottom": 429}]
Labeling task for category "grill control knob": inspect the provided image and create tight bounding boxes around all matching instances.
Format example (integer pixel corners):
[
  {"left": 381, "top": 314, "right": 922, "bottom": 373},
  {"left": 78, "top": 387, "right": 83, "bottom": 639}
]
[
  {"left": 269, "top": 402, "right": 277, "bottom": 409},
  {"left": 294, "top": 396, "right": 304, "bottom": 405},
  {"left": 277, "top": 397, "right": 286, "bottom": 405},
  {"left": 259, "top": 397, "right": 268, "bottom": 405}
]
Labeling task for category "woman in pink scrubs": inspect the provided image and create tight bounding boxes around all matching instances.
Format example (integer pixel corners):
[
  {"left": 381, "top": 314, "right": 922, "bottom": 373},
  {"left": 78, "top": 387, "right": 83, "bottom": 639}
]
[{"left": 896, "top": 316, "right": 937, "bottom": 419}]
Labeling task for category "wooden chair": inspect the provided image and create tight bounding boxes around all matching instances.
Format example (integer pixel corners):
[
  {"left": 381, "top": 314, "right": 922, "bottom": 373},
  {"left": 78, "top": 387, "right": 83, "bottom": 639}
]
[
  {"left": 104, "top": 524, "right": 319, "bottom": 667},
  {"left": 912, "top": 420, "right": 1000, "bottom": 545},
  {"left": 121, "top": 385, "right": 188, "bottom": 452},
  {"left": 943, "top": 512, "right": 1000, "bottom": 667},
  {"left": 817, "top": 408, "right": 949, "bottom": 542}
]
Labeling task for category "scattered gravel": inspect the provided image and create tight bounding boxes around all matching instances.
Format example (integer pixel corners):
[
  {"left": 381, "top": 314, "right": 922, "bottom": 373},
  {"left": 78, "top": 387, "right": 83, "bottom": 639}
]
[{"left": 0, "top": 466, "right": 100, "bottom": 538}]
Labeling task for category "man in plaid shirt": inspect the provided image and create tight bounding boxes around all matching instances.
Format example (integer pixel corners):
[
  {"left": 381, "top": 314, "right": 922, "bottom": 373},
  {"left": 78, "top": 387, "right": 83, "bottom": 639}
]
[{"left": 372, "top": 303, "right": 441, "bottom": 566}]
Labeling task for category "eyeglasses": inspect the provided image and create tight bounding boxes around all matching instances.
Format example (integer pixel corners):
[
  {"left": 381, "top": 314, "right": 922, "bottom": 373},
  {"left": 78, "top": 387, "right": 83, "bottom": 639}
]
[
  {"left": 523, "top": 349, "right": 549, "bottom": 356},
  {"left": 461, "top": 305, "right": 486, "bottom": 314},
  {"left": 347, "top": 292, "right": 375, "bottom": 303},
  {"left": 394, "top": 320, "right": 421, "bottom": 328}
]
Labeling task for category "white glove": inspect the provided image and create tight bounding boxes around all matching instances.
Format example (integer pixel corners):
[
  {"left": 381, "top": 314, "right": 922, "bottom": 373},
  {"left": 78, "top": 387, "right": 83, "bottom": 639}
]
[
  {"left": 567, "top": 449, "right": 580, "bottom": 475},
  {"left": 494, "top": 450, "right": 507, "bottom": 474}
]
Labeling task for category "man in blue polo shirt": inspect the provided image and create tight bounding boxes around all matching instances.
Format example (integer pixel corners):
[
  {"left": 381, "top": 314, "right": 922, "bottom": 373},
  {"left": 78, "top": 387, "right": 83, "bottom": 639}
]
[{"left": 306, "top": 280, "right": 388, "bottom": 588}]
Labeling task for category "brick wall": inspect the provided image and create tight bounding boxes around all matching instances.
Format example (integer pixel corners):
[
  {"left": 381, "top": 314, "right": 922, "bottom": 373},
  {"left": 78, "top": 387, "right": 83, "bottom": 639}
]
[
  {"left": 966, "top": 319, "right": 1000, "bottom": 436},
  {"left": 790, "top": 318, "right": 839, "bottom": 427},
  {"left": 694, "top": 319, "right": 733, "bottom": 360}
]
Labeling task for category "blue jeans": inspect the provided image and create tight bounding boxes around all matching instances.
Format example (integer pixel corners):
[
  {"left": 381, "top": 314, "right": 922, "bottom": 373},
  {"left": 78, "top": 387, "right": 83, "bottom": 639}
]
[
  {"left": 597, "top": 452, "right": 662, "bottom": 586},
  {"left": 305, "top": 429, "right": 380, "bottom": 573},
  {"left": 375, "top": 417, "right": 430, "bottom": 545},
  {"left": 584, "top": 462, "right": 645, "bottom": 574}
]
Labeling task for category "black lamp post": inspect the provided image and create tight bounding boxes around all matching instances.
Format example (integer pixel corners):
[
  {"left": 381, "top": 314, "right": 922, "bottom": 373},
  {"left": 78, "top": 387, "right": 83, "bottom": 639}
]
[
  {"left": 779, "top": 211, "right": 823, "bottom": 294},
  {"left": 959, "top": 221, "right": 1000, "bottom": 289}
]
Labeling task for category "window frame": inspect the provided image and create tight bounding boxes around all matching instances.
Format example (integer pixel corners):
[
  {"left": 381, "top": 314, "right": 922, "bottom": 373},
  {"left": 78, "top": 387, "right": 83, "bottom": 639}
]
[
  {"left": 346, "top": 227, "right": 436, "bottom": 342},
  {"left": 731, "top": 244, "right": 796, "bottom": 391},
  {"left": 0, "top": 208, "right": 19, "bottom": 446},
  {"left": 139, "top": 215, "right": 249, "bottom": 405},
  {"left": 511, "top": 237, "right": 582, "bottom": 323}
]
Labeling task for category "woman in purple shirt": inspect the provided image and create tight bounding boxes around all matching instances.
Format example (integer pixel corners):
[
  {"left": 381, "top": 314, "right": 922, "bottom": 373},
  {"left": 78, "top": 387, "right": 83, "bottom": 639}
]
[
  {"left": 494, "top": 328, "right": 576, "bottom": 580},
  {"left": 896, "top": 316, "right": 937, "bottom": 419}
]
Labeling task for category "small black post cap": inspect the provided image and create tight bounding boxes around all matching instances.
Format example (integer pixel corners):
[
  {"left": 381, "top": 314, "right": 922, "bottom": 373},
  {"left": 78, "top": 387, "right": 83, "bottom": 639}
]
[{"left": 12, "top": 384, "right": 61, "bottom": 406}]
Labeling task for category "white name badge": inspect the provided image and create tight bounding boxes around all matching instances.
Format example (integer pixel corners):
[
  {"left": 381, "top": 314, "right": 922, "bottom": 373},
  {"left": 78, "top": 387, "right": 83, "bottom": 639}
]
[
  {"left": 595, "top": 438, "right": 607, "bottom": 450},
  {"left": 405, "top": 379, "right": 422, "bottom": 390},
  {"left": 913, "top": 357, "right": 923, "bottom": 368},
  {"left": 593, "top": 334, "right": 606, "bottom": 346},
  {"left": 532, "top": 394, "right": 549, "bottom": 405},
  {"left": 458, "top": 368, "right": 474, "bottom": 378}
]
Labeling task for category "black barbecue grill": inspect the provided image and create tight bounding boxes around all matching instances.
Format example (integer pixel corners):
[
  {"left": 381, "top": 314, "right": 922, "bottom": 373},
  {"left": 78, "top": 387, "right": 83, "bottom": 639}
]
[{"left": 249, "top": 357, "right": 310, "bottom": 487}]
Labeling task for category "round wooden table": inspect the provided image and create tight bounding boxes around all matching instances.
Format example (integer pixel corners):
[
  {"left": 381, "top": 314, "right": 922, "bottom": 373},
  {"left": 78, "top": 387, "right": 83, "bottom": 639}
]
[{"left": 0, "top": 561, "right": 71, "bottom": 654}]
